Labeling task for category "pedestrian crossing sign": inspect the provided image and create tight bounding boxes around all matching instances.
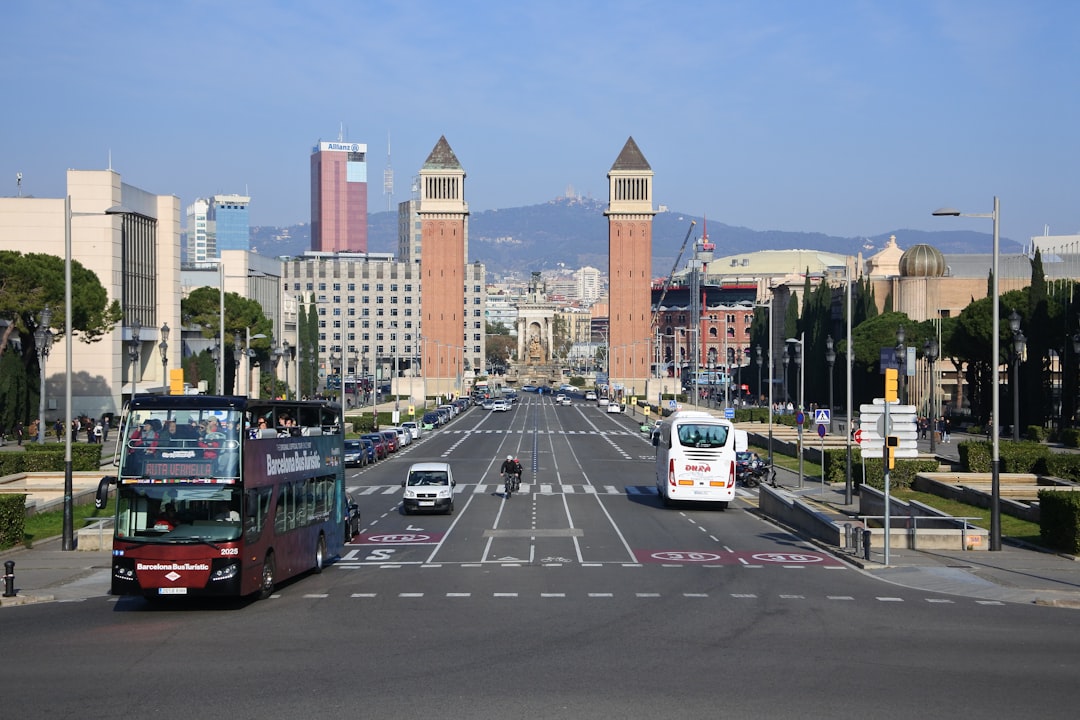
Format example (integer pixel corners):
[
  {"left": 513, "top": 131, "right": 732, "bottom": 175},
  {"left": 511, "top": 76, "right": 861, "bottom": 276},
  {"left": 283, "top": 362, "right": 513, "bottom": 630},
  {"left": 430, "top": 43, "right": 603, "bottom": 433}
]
[{"left": 814, "top": 409, "right": 831, "bottom": 425}]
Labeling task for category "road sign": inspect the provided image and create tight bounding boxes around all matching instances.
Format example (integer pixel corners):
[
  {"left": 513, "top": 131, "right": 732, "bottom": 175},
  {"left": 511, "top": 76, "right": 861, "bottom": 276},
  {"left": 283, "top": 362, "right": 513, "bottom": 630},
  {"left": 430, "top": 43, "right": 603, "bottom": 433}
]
[
  {"left": 668, "top": 400, "right": 678, "bottom": 411},
  {"left": 817, "top": 424, "right": 826, "bottom": 438},
  {"left": 814, "top": 409, "right": 831, "bottom": 424},
  {"left": 796, "top": 411, "right": 805, "bottom": 425},
  {"left": 724, "top": 407, "right": 735, "bottom": 419},
  {"left": 854, "top": 428, "right": 864, "bottom": 444}
]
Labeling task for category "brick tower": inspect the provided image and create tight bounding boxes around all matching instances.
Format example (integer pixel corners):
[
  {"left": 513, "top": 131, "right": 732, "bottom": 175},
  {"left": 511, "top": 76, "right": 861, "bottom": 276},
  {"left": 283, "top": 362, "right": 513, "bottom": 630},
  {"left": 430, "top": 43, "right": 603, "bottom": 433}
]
[
  {"left": 419, "top": 136, "right": 469, "bottom": 399},
  {"left": 604, "top": 137, "right": 655, "bottom": 398}
]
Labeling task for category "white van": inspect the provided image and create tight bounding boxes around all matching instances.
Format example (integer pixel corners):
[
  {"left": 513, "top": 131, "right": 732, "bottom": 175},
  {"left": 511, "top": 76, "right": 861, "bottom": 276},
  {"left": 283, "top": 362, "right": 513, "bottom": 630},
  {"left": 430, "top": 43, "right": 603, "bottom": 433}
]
[
  {"left": 652, "top": 411, "right": 747, "bottom": 509},
  {"left": 401, "top": 462, "right": 456, "bottom": 514}
]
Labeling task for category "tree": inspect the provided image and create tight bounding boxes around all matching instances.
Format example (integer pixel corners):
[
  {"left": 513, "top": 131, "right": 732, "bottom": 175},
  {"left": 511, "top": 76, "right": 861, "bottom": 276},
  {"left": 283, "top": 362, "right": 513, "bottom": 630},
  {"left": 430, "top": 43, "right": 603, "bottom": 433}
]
[
  {"left": 180, "top": 286, "right": 273, "bottom": 394},
  {"left": 0, "top": 250, "right": 122, "bottom": 426}
]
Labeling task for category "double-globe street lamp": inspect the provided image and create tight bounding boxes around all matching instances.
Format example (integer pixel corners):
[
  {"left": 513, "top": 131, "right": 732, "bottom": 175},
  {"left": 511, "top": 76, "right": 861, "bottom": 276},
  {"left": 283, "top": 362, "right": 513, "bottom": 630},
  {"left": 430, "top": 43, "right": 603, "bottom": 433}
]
[
  {"left": 1009, "top": 309, "right": 1026, "bottom": 442},
  {"left": 128, "top": 320, "right": 142, "bottom": 394},
  {"left": 825, "top": 335, "right": 836, "bottom": 433},
  {"left": 934, "top": 197, "right": 1002, "bottom": 551},
  {"left": 35, "top": 305, "right": 54, "bottom": 444},
  {"left": 925, "top": 337, "right": 939, "bottom": 453},
  {"left": 896, "top": 324, "right": 906, "bottom": 405}
]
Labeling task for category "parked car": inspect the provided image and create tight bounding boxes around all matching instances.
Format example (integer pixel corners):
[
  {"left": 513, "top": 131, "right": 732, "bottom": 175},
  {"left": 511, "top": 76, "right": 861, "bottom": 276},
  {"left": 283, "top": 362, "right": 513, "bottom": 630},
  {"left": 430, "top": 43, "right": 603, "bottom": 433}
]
[
  {"left": 401, "top": 421, "right": 422, "bottom": 440},
  {"left": 379, "top": 429, "right": 400, "bottom": 453},
  {"left": 359, "top": 437, "right": 377, "bottom": 463},
  {"left": 361, "top": 433, "right": 388, "bottom": 460},
  {"left": 344, "top": 440, "right": 367, "bottom": 468},
  {"left": 345, "top": 491, "right": 361, "bottom": 542},
  {"left": 422, "top": 411, "right": 441, "bottom": 429},
  {"left": 401, "top": 462, "right": 456, "bottom": 515},
  {"left": 389, "top": 426, "right": 412, "bottom": 447}
]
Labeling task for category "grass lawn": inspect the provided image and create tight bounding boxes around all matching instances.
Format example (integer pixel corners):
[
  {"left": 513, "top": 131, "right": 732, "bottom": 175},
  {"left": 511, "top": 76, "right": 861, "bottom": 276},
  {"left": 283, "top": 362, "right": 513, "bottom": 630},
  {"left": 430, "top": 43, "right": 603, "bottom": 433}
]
[
  {"left": 887, "top": 487, "right": 1042, "bottom": 545},
  {"left": 10, "top": 502, "right": 112, "bottom": 550},
  {"left": 751, "top": 445, "right": 822, "bottom": 477}
]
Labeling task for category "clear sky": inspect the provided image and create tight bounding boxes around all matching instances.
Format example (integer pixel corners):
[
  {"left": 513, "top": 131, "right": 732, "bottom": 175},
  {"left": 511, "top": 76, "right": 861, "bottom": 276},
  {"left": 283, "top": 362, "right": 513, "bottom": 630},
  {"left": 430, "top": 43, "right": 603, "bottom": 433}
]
[{"left": 2, "top": 0, "right": 1077, "bottom": 242}]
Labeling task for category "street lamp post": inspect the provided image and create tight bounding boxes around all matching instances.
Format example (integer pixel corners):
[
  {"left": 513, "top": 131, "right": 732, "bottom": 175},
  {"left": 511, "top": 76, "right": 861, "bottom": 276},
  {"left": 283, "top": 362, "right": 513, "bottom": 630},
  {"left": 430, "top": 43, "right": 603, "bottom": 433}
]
[
  {"left": 273, "top": 342, "right": 284, "bottom": 399},
  {"left": 825, "top": 335, "right": 836, "bottom": 433},
  {"left": 159, "top": 322, "right": 169, "bottom": 395},
  {"left": 245, "top": 329, "right": 267, "bottom": 398},
  {"left": 128, "top": 320, "right": 142, "bottom": 395},
  {"left": 1009, "top": 309, "right": 1026, "bottom": 442},
  {"left": 896, "top": 325, "right": 906, "bottom": 405},
  {"left": 283, "top": 340, "right": 292, "bottom": 400},
  {"left": 755, "top": 345, "right": 763, "bottom": 407},
  {"left": 925, "top": 337, "right": 939, "bottom": 453},
  {"left": 35, "top": 305, "right": 54, "bottom": 444},
  {"left": 933, "top": 196, "right": 1002, "bottom": 550},
  {"left": 782, "top": 349, "right": 790, "bottom": 407},
  {"left": 787, "top": 335, "right": 805, "bottom": 488},
  {"left": 233, "top": 335, "right": 243, "bottom": 395},
  {"left": 210, "top": 344, "right": 220, "bottom": 393}
]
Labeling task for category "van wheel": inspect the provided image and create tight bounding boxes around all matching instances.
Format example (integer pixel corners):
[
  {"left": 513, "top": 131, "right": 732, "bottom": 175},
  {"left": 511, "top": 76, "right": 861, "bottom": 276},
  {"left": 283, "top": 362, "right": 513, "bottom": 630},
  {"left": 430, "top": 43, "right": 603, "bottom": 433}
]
[
  {"left": 259, "top": 553, "right": 276, "bottom": 600},
  {"left": 313, "top": 534, "right": 326, "bottom": 574},
  {"left": 718, "top": 501, "right": 729, "bottom": 511},
  {"left": 661, "top": 490, "right": 672, "bottom": 508}
]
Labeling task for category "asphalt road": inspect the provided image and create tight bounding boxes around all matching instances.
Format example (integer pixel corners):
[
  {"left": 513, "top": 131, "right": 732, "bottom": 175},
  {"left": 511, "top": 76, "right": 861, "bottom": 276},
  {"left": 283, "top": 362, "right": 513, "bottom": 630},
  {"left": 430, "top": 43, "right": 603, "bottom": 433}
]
[{"left": 5, "top": 395, "right": 1080, "bottom": 719}]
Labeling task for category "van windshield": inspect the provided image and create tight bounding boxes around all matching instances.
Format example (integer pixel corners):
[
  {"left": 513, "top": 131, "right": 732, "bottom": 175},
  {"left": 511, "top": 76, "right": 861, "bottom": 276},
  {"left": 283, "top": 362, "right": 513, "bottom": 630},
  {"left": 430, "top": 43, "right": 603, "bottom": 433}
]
[
  {"left": 676, "top": 423, "right": 729, "bottom": 449},
  {"left": 407, "top": 471, "right": 449, "bottom": 486}
]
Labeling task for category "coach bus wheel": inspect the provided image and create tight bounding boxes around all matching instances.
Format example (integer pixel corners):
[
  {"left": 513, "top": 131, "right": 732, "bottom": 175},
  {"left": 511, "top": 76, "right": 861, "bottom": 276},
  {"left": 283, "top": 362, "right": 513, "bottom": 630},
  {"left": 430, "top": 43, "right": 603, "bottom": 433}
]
[
  {"left": 313, "top": 534, "right": 326, "bottom": 574},
  {"left": 259, "top": 553, "right": 276, "bottom": 600}
]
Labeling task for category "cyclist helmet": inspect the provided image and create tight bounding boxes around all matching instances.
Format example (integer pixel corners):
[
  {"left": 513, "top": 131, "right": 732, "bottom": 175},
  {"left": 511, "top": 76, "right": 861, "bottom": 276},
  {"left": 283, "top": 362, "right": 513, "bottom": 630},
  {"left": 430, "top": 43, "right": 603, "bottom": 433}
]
[{"left": 506, "top": 454, "right": 513, "bottom": 461}]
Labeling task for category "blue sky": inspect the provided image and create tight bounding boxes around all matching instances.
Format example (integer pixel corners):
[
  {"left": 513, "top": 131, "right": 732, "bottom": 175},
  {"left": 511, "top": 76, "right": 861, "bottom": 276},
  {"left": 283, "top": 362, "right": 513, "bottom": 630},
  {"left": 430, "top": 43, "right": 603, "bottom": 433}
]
[{"left": 2, "top": 0, "right": 1077, "bottom": 242}]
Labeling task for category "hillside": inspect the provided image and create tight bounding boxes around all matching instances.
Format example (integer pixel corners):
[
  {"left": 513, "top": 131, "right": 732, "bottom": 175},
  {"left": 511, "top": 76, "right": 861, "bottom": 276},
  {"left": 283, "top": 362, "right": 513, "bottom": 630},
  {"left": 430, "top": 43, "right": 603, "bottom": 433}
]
[{"left": 250, "top": 196, "right": 1021, "bottom": 278}]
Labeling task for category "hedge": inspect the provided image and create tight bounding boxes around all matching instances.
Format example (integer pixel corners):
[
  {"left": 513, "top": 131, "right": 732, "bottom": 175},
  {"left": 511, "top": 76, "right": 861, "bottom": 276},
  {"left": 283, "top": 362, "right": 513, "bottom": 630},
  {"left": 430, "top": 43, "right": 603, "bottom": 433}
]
[
  {"left": 957, "top": 440, "right": 1049, "bottom": 473},
  {"left": 1038, "top": 490, "right": 1080, "bottom": 554},
  {"left": 0, "top": 494, "right": 26, "bottom": 548},
  {"left": 0, "top": 444, "right": 103, "bottom": 476}
]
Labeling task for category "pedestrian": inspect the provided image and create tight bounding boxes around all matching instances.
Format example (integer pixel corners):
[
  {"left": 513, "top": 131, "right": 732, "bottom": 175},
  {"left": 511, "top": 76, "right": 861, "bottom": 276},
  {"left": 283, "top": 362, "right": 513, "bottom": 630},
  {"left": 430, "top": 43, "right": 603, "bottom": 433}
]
[
  {"left": 93, "top": 422, "right": 103, "bottom": 444},
  {"left": 15, "top": 421, "right": 23, "bottom": 446},
  {"left": 54, "top": 418, "right": 63, "bottom": 442},
  {"left": 100, "top": 416, "right": 109, "bottom": 443},
  {"left": 942, "top": 417, "right": 951, "bottom": 443}
]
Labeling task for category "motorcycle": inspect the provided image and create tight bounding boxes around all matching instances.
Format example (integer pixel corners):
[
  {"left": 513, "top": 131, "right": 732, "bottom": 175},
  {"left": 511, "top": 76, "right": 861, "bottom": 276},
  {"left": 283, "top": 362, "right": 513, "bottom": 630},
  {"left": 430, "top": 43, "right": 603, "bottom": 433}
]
[{"left": 737, "top": 457, "right": 774, "bottom": 488}]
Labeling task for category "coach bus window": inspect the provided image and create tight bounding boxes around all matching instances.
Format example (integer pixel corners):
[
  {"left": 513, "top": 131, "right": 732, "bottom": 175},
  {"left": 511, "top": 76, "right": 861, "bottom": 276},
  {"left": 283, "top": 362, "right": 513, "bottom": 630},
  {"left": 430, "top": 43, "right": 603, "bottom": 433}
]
[{"left": 245, "top": 487, "right": 273, "bottom": 544}]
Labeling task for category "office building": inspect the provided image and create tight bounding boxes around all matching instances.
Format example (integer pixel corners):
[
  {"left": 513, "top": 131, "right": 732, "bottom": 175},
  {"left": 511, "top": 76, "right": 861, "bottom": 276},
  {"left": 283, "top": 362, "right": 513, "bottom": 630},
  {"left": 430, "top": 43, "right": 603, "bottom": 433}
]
[
  {"left": 185, "top": 194, "right": 251, "bottom": 263},
  {"left": 311, "top": 140, "right": 368, "bottom": 253}
]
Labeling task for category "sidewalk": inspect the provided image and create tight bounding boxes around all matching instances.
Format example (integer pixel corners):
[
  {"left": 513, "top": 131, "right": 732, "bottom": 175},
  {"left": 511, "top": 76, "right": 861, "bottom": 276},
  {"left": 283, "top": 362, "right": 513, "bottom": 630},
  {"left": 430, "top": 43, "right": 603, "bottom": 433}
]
[
  {"left": 0, "top": 537, "right": 112, "bottom": 607},
  {"left": 774, "top": 474, "right": 1080, "bottom": 609}
]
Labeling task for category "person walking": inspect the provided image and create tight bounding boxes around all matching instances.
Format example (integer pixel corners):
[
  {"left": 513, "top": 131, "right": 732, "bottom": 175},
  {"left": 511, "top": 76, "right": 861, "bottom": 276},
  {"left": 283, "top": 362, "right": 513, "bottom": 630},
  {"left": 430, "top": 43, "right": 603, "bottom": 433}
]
[{"left": 15, "top": 421, "right": 24, "bottom": 446}]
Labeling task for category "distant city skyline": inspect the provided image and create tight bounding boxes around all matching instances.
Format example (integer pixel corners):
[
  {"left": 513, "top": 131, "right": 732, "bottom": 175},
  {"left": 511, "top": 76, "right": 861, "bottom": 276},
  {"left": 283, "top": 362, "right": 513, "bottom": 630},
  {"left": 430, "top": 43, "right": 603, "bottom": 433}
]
[{"left": 3, "top": 1, "right": 1078, "bottom": 242}]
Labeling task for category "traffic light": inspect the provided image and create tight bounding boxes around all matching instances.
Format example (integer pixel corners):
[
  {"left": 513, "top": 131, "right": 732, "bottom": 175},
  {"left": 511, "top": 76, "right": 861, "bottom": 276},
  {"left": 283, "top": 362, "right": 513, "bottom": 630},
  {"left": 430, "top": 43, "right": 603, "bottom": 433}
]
[
  {"left": 884, "top": 367, "right": 899, "bottom": 403},
  {"left": 886, "top": 435, "right": 899, "bottom": 470}
]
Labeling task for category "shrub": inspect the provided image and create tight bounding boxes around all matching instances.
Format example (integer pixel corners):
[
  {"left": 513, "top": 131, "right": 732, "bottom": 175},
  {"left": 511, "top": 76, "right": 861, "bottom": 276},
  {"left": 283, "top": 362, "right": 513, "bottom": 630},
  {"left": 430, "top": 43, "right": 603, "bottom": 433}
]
[
  {"left": 0, "top": 494, "right": 27, "bottom": 549},
  {"left": 1025, "top": 425, "right": 1048, "bottom": 442},
  {"left": 1038, "top": 490, "right": 1080, "bottom": 554},
  {"left": 1061, "top": 428, "right": 1080, "bottom": 448}
]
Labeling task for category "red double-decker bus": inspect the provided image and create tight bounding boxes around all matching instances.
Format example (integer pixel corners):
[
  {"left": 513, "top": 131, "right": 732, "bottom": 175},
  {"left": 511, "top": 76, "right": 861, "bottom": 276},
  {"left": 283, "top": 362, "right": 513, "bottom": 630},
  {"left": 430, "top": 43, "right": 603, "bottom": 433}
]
[{"left": 96, "top": 395, "right": 346, "bottom": 601}]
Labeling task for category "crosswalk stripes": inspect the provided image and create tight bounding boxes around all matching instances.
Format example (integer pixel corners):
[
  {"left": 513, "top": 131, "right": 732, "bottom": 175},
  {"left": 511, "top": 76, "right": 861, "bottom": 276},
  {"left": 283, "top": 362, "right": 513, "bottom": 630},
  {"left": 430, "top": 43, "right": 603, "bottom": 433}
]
[{"left": 440, "top": 429, "right": 638, "bottom": 436}]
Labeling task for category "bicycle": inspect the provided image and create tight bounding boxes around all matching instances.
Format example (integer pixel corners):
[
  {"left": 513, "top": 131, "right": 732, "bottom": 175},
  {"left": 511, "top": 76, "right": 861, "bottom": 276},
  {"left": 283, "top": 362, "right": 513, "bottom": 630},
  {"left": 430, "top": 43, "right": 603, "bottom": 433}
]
[{"left": 502, "top": 472, "right": 514, "bottom": 498}]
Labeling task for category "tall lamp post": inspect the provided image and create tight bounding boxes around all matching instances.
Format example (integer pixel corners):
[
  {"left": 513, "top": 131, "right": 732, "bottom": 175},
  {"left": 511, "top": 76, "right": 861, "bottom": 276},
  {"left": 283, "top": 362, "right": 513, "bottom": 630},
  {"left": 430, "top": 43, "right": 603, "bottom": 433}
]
[
  {"left": 755, "top": 344, "right": 763, "bottom": 407},
  {"left": 159, "top": 322, "right": 169, "bottom": 395},
  {"left": 210, "top": 344, "right": 220, "bottom": 393},
  {"left": 282, "top": 340, "right": 292, "bottom": 400},
  {"left": 1009, "top": 309, "right": 1026, "bottom": 442},
  {"left": 128, "top": 320, "right": 142, "bottom": 395},
  {"left": 35, "top": 305, "right": 54, "bottom": 444},
  {"left": 825, "top": 335, "right": 836, "bottom": 432},
  {"left": 925, "top": 337, "right": 939, "bottom": 453},
  {"left": 934, "top": 196, "right": 1001, "bottom": 551},
  {"left": 273, "top": 342, "right": 284, "bottom": 399},
  {"left": 786, "top": 335, "right": 805, "bottom": 488},
  {"left": 62, "top": 201, "right": 130, "bottom": 550},
  {"left": 245, "top": 329, "right": 267, "bottom": 397},
  {"left": 233, "top": 335, "right": 243, "bottom": 396},
  {"left": 895, "top": 325, "right": 906, "bottom": 405},
  {"left": 782, "top": 348, "right": 790, "bottom": 407}
]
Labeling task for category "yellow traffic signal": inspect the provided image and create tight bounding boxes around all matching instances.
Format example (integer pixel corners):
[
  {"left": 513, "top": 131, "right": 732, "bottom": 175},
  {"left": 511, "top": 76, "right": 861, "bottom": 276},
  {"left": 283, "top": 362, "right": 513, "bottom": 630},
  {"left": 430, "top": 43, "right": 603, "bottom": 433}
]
[
  {"left": 884, "top": 367, "right": 898, "bottom": 403},
  {"left": 886, "top": 435, "right": 899, "bottom": 469}
]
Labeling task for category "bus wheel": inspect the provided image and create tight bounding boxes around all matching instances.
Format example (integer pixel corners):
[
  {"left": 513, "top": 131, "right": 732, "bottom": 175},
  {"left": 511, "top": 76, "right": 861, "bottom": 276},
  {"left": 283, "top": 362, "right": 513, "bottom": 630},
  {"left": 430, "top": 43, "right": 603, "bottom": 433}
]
[
  {"left": 718, "top": 501, "right": 729, "bottom": 511},
  {"left": 259, "top": 553, "right": 276, "bottom": 600},
  {"left": 313, "top": 534, "right": 326, "bottom": 574}
]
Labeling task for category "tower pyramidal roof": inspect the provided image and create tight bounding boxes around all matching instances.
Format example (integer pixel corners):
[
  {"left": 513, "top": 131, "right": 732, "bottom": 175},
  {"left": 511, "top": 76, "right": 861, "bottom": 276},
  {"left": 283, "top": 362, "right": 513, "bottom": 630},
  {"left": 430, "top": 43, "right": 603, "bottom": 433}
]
[
  {"left": 610, "top": 136, "right": 651, "bottom": 171},
  {"left": 423, "top": 135, "right": 463, "bottom": 170}
]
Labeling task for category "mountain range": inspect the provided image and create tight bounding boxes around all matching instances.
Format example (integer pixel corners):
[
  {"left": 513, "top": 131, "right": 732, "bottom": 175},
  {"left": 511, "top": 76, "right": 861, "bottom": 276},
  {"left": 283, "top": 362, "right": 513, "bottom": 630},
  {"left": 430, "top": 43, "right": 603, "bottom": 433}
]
[{"left": 250, "top": 195, "right": 1023, "bottom": 278}]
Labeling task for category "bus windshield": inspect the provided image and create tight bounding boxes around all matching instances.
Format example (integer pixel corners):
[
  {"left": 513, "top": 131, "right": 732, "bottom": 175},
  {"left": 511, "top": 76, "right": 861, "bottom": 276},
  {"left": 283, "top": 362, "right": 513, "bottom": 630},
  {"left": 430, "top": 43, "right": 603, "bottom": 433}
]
[
  {"left": 117, "top": 483, "right": 242, "bottom": 544},
  {"left": 676, "top": 422, "right": 729, "bottom": 449},
  {"left": 119, "top": 408, "right": 244, "bottom": 481}
]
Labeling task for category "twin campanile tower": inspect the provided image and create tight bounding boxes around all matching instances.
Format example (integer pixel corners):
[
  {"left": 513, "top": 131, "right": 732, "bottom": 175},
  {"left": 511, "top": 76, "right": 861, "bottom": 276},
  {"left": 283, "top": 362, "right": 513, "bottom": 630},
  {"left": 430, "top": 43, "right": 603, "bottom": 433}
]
[{"left": 419, "top": 136, "right": 655, "bottom": 395}]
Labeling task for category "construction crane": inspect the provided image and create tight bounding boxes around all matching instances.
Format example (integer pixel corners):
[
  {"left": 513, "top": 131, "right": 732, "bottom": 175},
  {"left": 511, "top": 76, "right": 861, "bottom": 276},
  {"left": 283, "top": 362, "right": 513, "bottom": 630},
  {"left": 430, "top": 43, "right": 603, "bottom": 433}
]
[{"left": 651, "top": 220, "right": 697, "bottom": 328}]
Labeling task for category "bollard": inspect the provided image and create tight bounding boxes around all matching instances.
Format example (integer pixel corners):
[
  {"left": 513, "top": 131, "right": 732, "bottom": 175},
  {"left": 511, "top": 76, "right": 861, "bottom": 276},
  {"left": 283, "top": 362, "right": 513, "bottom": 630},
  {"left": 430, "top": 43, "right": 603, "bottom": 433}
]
[
  {"left": 862, "top": 529, "right": 872, "bottom": 561},
  {"left": 3, "top": 560, "right": 15, "bottom": 597},
  {"left": 843, "top": 523, "right": 852, "bottom": 553}
]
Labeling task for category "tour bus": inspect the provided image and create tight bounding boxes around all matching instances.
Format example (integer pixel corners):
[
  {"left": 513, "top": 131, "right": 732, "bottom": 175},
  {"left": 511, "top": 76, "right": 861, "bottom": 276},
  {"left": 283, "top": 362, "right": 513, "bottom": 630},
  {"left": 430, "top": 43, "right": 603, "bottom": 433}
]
[
  {"left": 652, "top": 410, "right": 747, "bottom": 509},
  {"left": 95, "top": 395, "right": 346, "bottom": 601}
]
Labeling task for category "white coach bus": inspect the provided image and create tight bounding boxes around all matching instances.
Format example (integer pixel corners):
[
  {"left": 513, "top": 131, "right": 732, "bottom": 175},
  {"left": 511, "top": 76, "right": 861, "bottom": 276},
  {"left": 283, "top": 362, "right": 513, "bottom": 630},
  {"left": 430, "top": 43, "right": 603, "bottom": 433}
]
[{"left": 652, "top": 411, "right": 747, "bottom": 509}]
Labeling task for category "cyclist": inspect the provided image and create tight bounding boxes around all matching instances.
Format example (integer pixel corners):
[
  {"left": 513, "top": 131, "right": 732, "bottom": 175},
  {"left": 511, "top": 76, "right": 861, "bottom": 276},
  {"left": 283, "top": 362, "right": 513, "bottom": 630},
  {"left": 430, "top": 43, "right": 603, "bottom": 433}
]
[{"left": 500, "top": 454, "right": 522, "bottom": 494}]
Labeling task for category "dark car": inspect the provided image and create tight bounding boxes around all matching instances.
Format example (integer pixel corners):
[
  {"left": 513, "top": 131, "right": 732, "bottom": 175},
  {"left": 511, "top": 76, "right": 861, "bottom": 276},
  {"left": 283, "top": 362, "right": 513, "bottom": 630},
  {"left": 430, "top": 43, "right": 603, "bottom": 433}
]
[
  {"left": 344, "top": 440, "right": 367, "bottom": 468},
  {"left": 359, "top": 437, "right": 377, "bottom": 463},
  {"left": 362, "top": 433, "right": 388, "bottom": 460},
  {"left": 422, "top": 411, "right": 441, "bottom": 429},
  {"left": 344, "top": 491, "right": 360, "bottom": 543}
]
